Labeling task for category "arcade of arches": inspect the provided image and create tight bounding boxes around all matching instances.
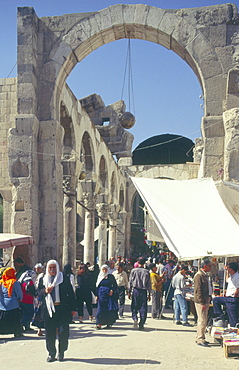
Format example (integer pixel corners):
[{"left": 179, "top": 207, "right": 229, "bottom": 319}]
[{"left": 1, "top": 3, "right": 239, "bottom": 268}]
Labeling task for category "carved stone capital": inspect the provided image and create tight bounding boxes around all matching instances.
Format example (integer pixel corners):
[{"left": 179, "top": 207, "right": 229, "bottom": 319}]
[
  {"left": 82, "top": 192, "right": 97, "bottom": 210},
  {"left": 96, "top": 202, "right": 109, "bottom": 221},
  {"left": 63, "top": 175, "right": 77, "bottom": 196}
]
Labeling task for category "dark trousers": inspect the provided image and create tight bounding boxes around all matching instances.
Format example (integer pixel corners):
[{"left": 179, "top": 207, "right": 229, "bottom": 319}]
[
  {"left": 131, "top": 288, "right": 148, "bottom": 326},
  {"left": 44, "top": 307, "right": 70, "bottom": 357},
  {"left": 77, "top": 292, "right": 92, "bottom": 317},
  {"left": 19, "top": 302, "right": 34, "bottom": 329},
  {"left": 163, "top": 280, "right": 174, "bottom": 307},
  {"left": 116, "top": 286, "right": 126, "bottom": 317},
  {"left": 213, "top": 296, "right": 239, "bottom": 327}
]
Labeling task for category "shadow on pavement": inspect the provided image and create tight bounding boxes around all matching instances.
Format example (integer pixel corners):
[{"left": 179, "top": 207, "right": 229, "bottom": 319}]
[{"left": 62, "top": 357, "right": 161, "bottom": 365}]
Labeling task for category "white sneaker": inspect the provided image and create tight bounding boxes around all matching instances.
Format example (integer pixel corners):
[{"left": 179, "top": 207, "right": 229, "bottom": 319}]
[{"left": 133, "top": 321, "right": 138, "bottom": 329}]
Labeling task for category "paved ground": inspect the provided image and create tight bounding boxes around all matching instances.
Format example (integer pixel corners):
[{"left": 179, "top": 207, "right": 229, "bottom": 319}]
[{"left": 1, "top": 298, "right": 238, "bottom": 369}]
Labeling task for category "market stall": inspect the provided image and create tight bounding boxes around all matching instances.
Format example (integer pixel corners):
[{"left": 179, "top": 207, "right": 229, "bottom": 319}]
[{"left": 0, "top": 233, "right": 34, "bottom": 267}]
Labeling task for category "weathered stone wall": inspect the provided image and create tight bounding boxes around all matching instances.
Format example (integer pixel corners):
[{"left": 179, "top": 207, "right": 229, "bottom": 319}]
[
  {"left": 0, "top": 78, "right": 17, "bottom": 233},
  {"left": 223, "top": 108, "right": 239, "bottom": 182}
]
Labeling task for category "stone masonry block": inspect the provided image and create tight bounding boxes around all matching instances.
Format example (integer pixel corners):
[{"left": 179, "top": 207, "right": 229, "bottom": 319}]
[
  {"left": 101, "top": 28, "right": 116, "bottom": 45},
  {"left": 90, "top": 33, "right": 104, "bottom": 51},
  {"left": 15, "top": 114, "right": 39, "bottom": 136},
  {"left": 145, "top": 27, "right": 159, "bottom": 44},
  {"left": 41, "top": 61, "right": 58, "bottom": 84},
  {"left": 200, "top": 54, "right": 223, "bottom": 80},
  {"left": 215, "top": 46, "right": 234, "bottom": 75},
  {"left": 202, "top": 116, "right": 224, "bottom": 138},
  {"left": 109, "top": 4, "right": 124, "bottom": 26},
  {"left": 74, "top": 40, "right": 93, "bottom": 61},
  {"left": 159, "top": 11, "right": 177, "bottom": 38},
  {"left": 123, "top": 4, "right": 136, "bottom": 24},
  {"left": 172, "top": 19, "right": 197, "bottom": 49},
  {"left": 146, "top": 6, "right": 165, "bottom": 29},
  {"left": 88, "top": 14, "right": 101, "bottom": 35},
  {"left": 50, "top": 40, "right": 72, "bottom": 66},
  {"left": 98, "top": 7, "right": 112, "bottom": 31},
  {"left": 204, "top": 75, "right": 227, "bottom": 105},
  {"left": 134, "top": 4, "right": 150, "bottom": 25},
  {"left": 203, "top": 137, "right": 224, "bottom": 156}
]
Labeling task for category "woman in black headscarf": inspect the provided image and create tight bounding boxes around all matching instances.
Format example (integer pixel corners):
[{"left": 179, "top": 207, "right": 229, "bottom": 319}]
[
  {"left": 76, "top": 264, "right": 94, "bottom": 323},
  {"left": 63, "top": 264, "right": 75, "bottom": 293}
]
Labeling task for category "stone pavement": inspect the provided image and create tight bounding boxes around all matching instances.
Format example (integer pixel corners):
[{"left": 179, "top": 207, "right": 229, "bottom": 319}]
[{"left": 0, "top": 298, "right": 238, "bottom": 369}]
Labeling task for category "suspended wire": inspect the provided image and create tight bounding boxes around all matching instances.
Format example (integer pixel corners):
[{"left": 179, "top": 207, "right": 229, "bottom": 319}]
[
  {"left": 6, "top": 62, "right": 17, "bottom": 78},
  {"left": 120, "top": 33, "right": 136, "bottom": 115},
  {"left": 133, "top": 119, "right": 221, "bottom": 152},
  {"left": 0, "top": 117, "right": 219, "bottom": 160},
  {"left": 128, "top": 36, "right": 131, "bottom": 111}
]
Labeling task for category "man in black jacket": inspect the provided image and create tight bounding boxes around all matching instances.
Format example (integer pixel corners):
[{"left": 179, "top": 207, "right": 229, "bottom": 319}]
[{"left": 39, "top": 259, "right": 76, "bottom": 362}]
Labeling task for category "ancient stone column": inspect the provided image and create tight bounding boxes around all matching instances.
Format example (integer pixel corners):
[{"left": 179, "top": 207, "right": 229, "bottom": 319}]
[
  {"left": 125, "top": 211, "right": 132, "bottom": 259},
  {"left": 96, "top": 203, "right": 109, "bottom": 267},
  {"left": 82, "top": 190, "right": 97, "bottom": 265},
  {"left": 116, "top": 211, "right": 127, "bottom": 258},
  {"left": 108, "top": 205, "right": 119, "bottom": 259},
  {"left": 62, "top": 175, "right": 77, "bottom": 268}
]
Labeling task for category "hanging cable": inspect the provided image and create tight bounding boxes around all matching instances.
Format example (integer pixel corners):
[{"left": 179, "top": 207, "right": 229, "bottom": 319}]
[
  {"left": 120, "top": 32, "right": 136, "bottom": 116},
  {"left": 6, "top": 62, "right": 17, "bottom": 78}
]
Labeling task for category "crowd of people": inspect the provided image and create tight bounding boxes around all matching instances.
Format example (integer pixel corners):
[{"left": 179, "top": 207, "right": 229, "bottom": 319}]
[{"left": 1, "top": 254, "right": 239, "bottom": 360}]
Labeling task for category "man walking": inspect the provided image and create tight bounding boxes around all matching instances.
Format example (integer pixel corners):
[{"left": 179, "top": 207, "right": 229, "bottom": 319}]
[
  {"left": 162, "top": 260, "right": 176, "bottom": 309},
  {"left": 128, "top": 257, "right": 151, "bottom": 330},
  {"left": 39, "top": 259, "right": 76, "bottom": 362},
  {"left": 213, "top": 262, "right": 239, "bottom": 327},
  {"left": 194, "top": 259, "right": 212, "bottom": 347},
  {"left": 172, "top": 264, "right": 191, "bottom": 326},
  {"left": 113, "top": 262, "right": 128, "bottom": 318},
  {"left": 149, "top": 263, "right": 165, "bottom": 319}
]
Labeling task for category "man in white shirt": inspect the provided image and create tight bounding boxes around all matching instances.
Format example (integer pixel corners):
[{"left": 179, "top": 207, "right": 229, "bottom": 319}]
[
  {"left": 172, "top": 264, "right": 192, "bottom": 326},
  {"left": 213, "top": 262, "right": 239, "bottom": 327},
  {"left": 113, "top": 263, "right": 128, "bottom": 318},
  {"left": 108, "top": 260, "right": 116, "bottom": 274}
]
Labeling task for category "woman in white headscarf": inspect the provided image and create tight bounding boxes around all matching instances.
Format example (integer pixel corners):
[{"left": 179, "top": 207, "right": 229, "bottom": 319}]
[
  {"left": 95, "top": 264, "right": 118, "bottom": 329},
  {"left": 39, "top": 259, "right": 76, "bottom": 363}
]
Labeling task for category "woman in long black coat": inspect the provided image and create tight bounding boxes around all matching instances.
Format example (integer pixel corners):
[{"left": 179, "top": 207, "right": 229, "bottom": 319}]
[
  {"left": 76, "top": 264, "right": 94, "bottom": 322},
  {"left": 95, "top": 264, "right": 118, "bottom": 329}
]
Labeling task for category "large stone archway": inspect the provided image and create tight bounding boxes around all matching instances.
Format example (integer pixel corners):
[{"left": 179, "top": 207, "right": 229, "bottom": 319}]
[
  {"left": 2, "top": 3, "right": 239, "bottom": 266},
  {"left": 17, "top": 4, "right": 239, "bottom": 179}
]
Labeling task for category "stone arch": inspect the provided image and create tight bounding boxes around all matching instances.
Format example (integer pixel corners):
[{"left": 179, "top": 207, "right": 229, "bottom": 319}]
[
  {"left": 80, "top": 131, "right": 95, "bottom": 173},
  {"left": 41, "top": 3, "right": 237, "bottom": 123}
]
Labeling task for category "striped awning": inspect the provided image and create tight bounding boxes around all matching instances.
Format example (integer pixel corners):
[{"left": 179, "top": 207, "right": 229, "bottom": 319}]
[{"left": 0, "top": 233, "right": 34, "bottom": 249}]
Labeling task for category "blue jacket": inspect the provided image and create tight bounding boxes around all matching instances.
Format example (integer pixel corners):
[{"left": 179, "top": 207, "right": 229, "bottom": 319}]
[{"left": 0, "top": 281, "right": 23, "bottom": 311}]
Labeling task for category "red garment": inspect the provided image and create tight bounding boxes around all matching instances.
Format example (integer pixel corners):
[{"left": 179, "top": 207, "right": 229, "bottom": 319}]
[{"left": 20, "top": 280, "right": 34, "bottom": 304}]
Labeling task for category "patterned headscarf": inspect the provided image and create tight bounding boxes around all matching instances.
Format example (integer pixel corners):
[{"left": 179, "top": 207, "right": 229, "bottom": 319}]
[{"left": 0, "top": 267, "right": 17, "bottom": 297}]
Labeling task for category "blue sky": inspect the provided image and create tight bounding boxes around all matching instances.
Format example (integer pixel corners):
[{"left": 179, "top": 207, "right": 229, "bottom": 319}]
[{"left": 1, "top": 0, "right": 238, "bottom": 149}]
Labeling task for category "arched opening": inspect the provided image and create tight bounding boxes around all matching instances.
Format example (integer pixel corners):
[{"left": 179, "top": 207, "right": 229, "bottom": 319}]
[
  {"left": 99, "top": 155, "right": 108, "bottom": 189},
  {"left": 66, "top": 39, "right": 203, "bottom": 150},
  {"left": 81, "top": 132, "right": 94, "bottom": 173}
]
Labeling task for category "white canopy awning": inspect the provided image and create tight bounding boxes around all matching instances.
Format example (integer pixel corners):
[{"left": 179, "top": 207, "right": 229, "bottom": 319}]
[
  {"left": 131, "top": 177, "right": 239, "bottom": 260},
  {"left": 0, "top": 233, "right": 34, "bottom": 249}
]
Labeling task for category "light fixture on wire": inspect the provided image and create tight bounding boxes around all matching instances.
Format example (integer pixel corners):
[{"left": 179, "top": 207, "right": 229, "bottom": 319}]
[{"left": 119, "top": 31, "right": 136, "bottom": 130}]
